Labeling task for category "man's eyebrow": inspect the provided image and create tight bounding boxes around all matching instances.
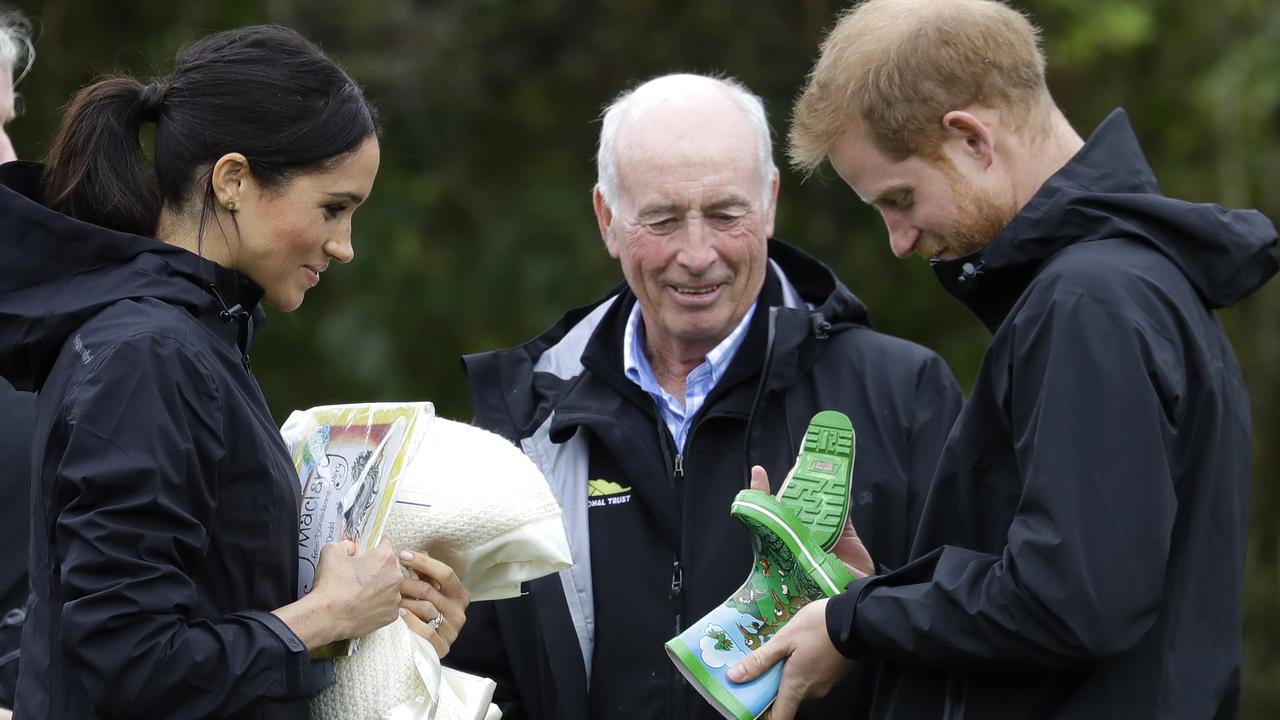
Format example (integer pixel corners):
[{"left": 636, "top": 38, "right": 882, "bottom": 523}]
[
  {"left": 637, "top": 203, "right": 681, "bottom": 220},
  {"left": 325, "top": 191, "right": 365, "bottom": 204},
  {"left": 868, "top": 183, "right": 913, "bottom": 206},
  {"left": 703, "top": 197, "right": 753, "bottom": 213}
]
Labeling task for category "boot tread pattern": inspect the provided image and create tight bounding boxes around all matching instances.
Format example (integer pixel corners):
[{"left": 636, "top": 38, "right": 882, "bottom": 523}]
[{"left": 779, "top": 411, "right": 854, "bottom": 552}]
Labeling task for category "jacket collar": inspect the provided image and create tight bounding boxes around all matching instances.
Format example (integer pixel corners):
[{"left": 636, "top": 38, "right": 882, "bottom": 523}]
[
  {"left": 931, "top": 108, "right": 1279, "bottom": 332},
  {"left": 929, "top": 109, "right": 1152, "bottom": 332}
]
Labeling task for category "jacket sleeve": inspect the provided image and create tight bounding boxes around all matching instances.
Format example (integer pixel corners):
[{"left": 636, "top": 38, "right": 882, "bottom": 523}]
[
  {"left": 51, "top": 334, "right": 329, "bottom": 718},
  {"left": 903, "top": 352, "right": 963, "bottom": 564},
  {"left": 828, "top": 288, "right": 1179, "bottom": 669},
  {"left": 0, "top": 382, "right": 35, "bottom": 709}
]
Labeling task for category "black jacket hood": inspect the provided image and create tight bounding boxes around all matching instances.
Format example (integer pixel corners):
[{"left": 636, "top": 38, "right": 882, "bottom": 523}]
[
  {"left": 0, "top": 161, "right": 264, "bottom": 391},
  {"left": 769, "top": 237, "right": 872, "bottom": 329},
  {"left": 934, "top": 109, "right": 1279, "bottom": 332}
]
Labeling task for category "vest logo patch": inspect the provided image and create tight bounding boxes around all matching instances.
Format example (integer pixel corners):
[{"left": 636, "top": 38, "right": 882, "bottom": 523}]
[{"left": 587, "top": 478, "right": 632, "bottom": 508}]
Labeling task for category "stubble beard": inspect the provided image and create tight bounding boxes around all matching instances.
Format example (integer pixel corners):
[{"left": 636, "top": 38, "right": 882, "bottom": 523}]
[{"left": 940, "top": 164, "right": 1017, "bottom": 258}]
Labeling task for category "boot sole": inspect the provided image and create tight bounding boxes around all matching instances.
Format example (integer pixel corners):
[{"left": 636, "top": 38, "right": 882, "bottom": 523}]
[{"left": 776, "top": 410, "right": 855, "bottom": 552}]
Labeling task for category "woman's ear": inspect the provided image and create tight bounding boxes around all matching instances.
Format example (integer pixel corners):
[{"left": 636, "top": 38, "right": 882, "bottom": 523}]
[{"left": 211, "top": 152, "right": 250, "bottom": 209}]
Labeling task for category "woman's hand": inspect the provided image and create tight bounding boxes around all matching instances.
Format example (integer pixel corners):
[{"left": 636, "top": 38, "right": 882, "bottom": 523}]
[
  {"left": 274, "top": 537, "right": 403, "bottom": 649},
  {"left": 397, "top": 549, "right": 470, "bottom": 658},
  {"left": 316, "top": 537, "right": 405, "bottom": 640}
]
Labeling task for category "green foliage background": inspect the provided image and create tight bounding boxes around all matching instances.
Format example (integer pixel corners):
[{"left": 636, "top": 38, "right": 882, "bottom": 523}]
[{"left": 9, "top": 0, "right": 1279, "bottom": 713}]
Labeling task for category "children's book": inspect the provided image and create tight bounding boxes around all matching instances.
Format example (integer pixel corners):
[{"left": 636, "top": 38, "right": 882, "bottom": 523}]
[{"left": 281, "top": 401, "right": 434, "bottom": 656}]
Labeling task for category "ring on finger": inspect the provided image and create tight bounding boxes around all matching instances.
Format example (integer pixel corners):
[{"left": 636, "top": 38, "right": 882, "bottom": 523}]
[{"left": 428, "top": 613, "right": 445, "bottom": 630}]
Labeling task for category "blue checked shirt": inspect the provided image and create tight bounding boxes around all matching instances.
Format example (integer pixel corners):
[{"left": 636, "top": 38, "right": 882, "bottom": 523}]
[{"left": 623, "top": 300, "right": 758, "bottom": 453}]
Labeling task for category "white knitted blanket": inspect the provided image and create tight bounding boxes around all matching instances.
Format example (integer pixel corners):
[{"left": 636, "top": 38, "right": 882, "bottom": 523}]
[
  {"left": 312, "top": 416, "right": 572, "bottom": 719},
  {"left": 390, "top": 417, "right": 573, "bottom": 601},
  {"left": 312, "top": 617, "right": 500, "bottom": 720}
]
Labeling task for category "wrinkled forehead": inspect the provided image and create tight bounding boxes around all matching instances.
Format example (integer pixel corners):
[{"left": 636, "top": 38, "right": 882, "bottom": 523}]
[{"left": 613, "top": 93, "right": 763, "bottom": 199}]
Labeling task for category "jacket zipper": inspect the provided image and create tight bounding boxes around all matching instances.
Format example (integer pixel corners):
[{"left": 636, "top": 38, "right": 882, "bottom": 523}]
[
  {"left": 669, "top": 448, "right": 685, "bottom": 720},
  {"left": 943, "top": 672, "right": 966, "bottom": 720},
  {"left": 670, "top": 451, "right": 685, "bottom": 633}
]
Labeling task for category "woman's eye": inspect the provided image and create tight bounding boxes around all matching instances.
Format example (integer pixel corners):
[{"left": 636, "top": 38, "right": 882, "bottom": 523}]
[{"left": 323, "top": 204, "right": 347, "bottom": 218}]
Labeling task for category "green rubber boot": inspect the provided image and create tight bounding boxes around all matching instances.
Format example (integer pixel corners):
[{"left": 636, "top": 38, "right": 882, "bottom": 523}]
[
  {"left": 665, "top": 490, "right": 856, "bottom": 719},
  {"left": 776, "top": 410, "right": 855, "bottom": 552}
]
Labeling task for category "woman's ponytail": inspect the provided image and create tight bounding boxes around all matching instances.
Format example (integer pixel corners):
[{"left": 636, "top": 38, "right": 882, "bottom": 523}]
[
  {"left": 42, "top": 76, "right": 163, "bottom": 237},
  {"left": 41, "top": 26, "right": 375, "bottom": 240}
]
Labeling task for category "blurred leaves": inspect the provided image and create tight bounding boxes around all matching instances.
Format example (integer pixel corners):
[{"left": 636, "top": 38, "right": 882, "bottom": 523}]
[{"left": 8, "top": 0, "right": 1280, "bottom": 714}]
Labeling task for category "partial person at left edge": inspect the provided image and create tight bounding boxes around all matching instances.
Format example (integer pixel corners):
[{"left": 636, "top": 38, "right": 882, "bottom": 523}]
[{"left": 0, "top": 7, "right": 36, "bottom": 720}]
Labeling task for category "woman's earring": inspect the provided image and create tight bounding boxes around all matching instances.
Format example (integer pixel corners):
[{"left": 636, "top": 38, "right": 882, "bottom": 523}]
[{"left": 225, "top": 200, "right": 237, "bottom": 212}]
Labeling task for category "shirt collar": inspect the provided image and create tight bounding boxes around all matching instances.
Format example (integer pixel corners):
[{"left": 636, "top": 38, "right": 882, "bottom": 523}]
[{"left": 622, "top": 300, "right": 758, "bottom": 396}]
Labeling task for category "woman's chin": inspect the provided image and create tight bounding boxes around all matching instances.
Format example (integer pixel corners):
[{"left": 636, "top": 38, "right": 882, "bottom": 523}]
[{"left": 265, "top": 289, "right": 305, "bottom": 313}]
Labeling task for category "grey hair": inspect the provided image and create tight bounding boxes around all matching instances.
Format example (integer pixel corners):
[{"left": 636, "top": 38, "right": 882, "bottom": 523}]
[
  {"left": 0, "top": 7, "right": 35, "bottom": 84},
  {"left": 595, "top": 73, "right": 778, "bottom": 214}
]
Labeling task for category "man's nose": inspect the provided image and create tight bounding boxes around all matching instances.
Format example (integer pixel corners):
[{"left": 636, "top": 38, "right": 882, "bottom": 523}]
[
  {"left": 675, "top": 218, "right": 717, "bottom": 272},
  {"left": 884, "top": 212, "right": 920, "bottom": 258}
]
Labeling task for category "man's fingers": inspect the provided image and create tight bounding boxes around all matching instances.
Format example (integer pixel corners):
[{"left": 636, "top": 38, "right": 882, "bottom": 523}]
[
  {"left": 832, "top": 516, "right": 875, "bottom": 578},
  {"left": 728, "top": 635, "right": 786, "bottom": 683},
  {"left": 769, "top": 690, "right": 801, "bottom": 720},
  {"left": 749, "top": 465, "right": 771, "bottom": 493}
]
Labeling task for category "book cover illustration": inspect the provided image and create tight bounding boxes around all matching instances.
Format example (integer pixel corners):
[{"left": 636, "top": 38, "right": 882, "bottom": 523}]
[{"left": 282, "top": 402, "right": 434, "bottom": 656}]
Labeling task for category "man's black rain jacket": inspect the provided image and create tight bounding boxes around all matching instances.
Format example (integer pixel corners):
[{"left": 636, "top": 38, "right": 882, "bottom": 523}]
[
  {"left": 447, "top": 239, "right": 963, "bottom": 719},
  {"left": 0, "top": 376, "right": 33, "bottom": 707},
  {"left": 827, "top": 110, "right": 1279, "bottom": 719},
  {"left": 0, "top": 162, "right": 332, "bottom": 719}
]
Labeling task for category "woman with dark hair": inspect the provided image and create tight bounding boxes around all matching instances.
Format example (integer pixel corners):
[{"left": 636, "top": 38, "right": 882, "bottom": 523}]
[{"left": 0, "top": 25, "right": 466, "bottom": 719}]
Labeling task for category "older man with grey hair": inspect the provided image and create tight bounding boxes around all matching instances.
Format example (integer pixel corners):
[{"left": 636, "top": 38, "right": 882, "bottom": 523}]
[
  {"left": 446, "top": 72, "right": 962, "bottom": 720},
  {"left": 0, "top": 8, "right": 34, "bottom": 718},
  {"left": 0, "top": 6, "right": 30, "bottom": 163}
]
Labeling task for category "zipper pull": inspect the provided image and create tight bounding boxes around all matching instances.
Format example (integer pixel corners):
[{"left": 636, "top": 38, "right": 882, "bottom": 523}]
[
  {"left": 669, "top": 560, "right": 683, "bottom": 600},
  {"left": 674, "top": 453, "right": 684, "bottom": 478}
]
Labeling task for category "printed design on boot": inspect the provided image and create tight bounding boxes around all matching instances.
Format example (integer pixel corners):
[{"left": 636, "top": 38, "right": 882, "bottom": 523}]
[
  {"left": 724, "top": 520, "right": 825, "bottom": 653},
  {"left": 776, "top": 410, "right": 855, "bottom": 552}
]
